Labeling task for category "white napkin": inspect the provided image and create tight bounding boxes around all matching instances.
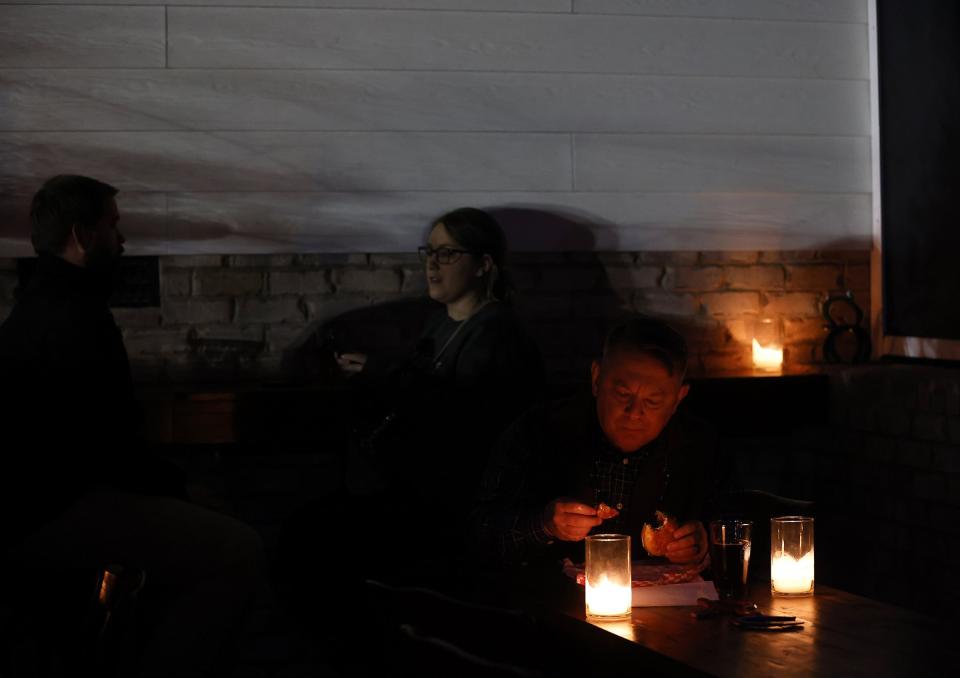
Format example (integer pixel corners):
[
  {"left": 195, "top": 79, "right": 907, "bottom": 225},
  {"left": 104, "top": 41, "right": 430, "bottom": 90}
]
[{"left": 632, "top": 580, "right": 718, "bottom": 607}]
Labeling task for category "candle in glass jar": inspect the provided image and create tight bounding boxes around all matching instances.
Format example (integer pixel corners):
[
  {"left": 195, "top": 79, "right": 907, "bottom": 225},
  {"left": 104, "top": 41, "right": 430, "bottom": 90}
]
[
  {"left": 752, "top": 338, "right": 783, "bottom": 372},
  {"left": 771, "top": 516, "right": 814, "bottom": 597},
  {"left": 585, "top": 573, "right": 632, "bottom": 618},
  {"left": 771, "top": 550, "right": 815, "bottom": 594},
  {"left": 585, "top": 534, "right": 632, "bottom": 620}
]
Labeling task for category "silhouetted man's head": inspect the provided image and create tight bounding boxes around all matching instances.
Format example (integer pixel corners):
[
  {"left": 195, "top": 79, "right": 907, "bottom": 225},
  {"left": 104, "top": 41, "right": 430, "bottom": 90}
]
[
  {"left": 30, "top": 175, "right": 124, "bottom": 270},
  {"left": 591, "top": 316, "right": 690, "bottom": 453}
]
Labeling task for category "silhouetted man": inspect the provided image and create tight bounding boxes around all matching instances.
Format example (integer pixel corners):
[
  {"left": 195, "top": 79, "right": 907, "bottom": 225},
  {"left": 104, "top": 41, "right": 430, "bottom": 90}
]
[{"left": 0, "top": 175, "right": 263, "bottom": 677}]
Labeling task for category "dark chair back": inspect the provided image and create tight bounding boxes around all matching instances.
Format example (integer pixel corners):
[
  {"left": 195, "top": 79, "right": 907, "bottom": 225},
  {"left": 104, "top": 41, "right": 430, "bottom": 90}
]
[
  {"left": 393, "top": 624, "right": 542, "bottom": 678},
  {"left": 366, "top": 579, "right": 548, "bottom": 676}
]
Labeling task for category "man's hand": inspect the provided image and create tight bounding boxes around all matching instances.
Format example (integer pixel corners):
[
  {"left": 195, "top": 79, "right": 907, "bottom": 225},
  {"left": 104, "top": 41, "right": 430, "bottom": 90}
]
[
  {"left": 665, "top": 520, "right": 708, "bottom": 565},
  {"left": 335, "top": 352, "right": 367, "bottom": 376},
  {"left": 542, "top": 499, "right": 602, "bottom": 542}
]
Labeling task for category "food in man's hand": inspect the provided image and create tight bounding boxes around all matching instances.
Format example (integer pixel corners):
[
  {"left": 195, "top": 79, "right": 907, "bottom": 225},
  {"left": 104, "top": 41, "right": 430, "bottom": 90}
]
[
  {"left": 641, "top": 510, "right": 680, "bottom": 556},
  {"left": 597, "top": 502, "right": 619, "bottom": 520}
]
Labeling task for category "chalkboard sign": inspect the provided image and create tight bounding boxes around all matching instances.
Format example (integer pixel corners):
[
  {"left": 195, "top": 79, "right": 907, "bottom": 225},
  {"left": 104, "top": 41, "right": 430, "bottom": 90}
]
[{"left": 877, "top": 1, "right": 960, "bottom": 341}]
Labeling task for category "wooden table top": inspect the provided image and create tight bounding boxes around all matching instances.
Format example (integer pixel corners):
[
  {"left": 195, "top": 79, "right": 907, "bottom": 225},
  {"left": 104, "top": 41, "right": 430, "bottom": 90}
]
[{"left": 563, "top": 583, "right": 958, "bottom": 677}]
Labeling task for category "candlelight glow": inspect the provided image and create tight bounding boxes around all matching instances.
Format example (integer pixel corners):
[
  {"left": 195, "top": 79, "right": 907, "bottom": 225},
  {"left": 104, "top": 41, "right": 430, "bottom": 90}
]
[
  {"left": 590, "top": 619, "right": 637, "bottom": 641},
  {"left": 771, "top": 550, "right": 815, "bottom": 595},
  {"left": 752, "top": 338, "right": 783, "bottom": 372},
  {"left": 585, "top": 573, "right": 632, "bottom": 618}
]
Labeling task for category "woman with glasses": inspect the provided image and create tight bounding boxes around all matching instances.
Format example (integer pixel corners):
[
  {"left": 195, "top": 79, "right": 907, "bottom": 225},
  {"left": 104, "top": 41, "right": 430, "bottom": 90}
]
[
  {"left": 276, "top": 208, "right": 543, "bottom": 644},
  {"left": 335, "top": 207, "right": 519, "bottom": 379},
  {"left": 339, "top": 207, "right": 544, "bottom": 492}
]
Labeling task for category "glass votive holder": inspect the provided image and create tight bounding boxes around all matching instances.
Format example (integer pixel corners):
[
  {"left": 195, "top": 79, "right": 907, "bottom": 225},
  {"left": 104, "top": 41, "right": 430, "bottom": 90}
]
[
  {"left": 771, "top": 516, "right": 815, "bottom": 597},
  {"left": 585, "top": 534, "right": 632, "bottom": 620},
  {"left": 750, "top": 316, "right": 783, "bottom": 373}
]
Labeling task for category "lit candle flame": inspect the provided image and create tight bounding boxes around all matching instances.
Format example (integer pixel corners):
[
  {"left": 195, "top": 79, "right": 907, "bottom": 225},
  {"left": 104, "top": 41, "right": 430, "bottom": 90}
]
[
  {"left": 771, "top": 550, "right": 815, "bottom": 594},
  {"left": 585, "top": 573, "right": 632, "bottom": 617},
  {"left": 752, "top": 338, "right": 783, "bottom": 371}
]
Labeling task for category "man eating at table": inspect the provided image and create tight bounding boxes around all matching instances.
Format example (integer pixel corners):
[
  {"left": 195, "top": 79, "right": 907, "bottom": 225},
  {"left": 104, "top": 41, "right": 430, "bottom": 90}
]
[{"left": 472, "top": 315, "right": 717, "bottom": 571}]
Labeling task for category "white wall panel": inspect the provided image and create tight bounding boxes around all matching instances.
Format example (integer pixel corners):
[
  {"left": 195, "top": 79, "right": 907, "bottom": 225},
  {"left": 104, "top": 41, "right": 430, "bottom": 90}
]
[
  {"left": 0, "top": 1, "right": 571, "bottom": 10},
  {"left": 0, "top": 131, "right": 572, "bottom": 192},
  {"left": 0, "top": 6, "right": 165, "bottom": 68},
  {"left": 0, "top": 70, "right": 870, "bottom": 136},
  {"left": 574, "top": 0, "right": 867, "bottom": 22},
  {"left": 155, "top": 190, "right": 869, "bottom": 254},
  {"left": 169, "top": 8, "right": 866, "bottom": 79},
  {"left": 0, "top": 2, "right": 872, "bottom": 254},
  {"left": 575, "top": 134, "right": 870, "bottom": 193}
]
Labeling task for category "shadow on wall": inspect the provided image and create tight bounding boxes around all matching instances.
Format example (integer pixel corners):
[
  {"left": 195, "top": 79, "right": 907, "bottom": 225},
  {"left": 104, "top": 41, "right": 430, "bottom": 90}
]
[
  {"left": 281, "top": 205, "right": 617, "bottom": 384},
  {"left": 283, "top": 295, "right": 437, "bottom": 385},
  {"left": 488, "top": 206, "right": 604, "bottom": 252},
  {"left": 491, "top": 205, "right": 720, "bottom": 381},
  {"left": 282, "top": 205, "right": 721, "bottom": 386},
  {"left": 0, "top": 132, "right": 382, "bottom": 252}
]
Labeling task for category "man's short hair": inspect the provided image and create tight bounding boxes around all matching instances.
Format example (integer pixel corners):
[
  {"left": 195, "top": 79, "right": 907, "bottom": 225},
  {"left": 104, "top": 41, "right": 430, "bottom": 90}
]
[
  {"left": 30, "top": 175, "right": 118, "bottom": 256},
  {"left": 602, "top": 315, "right": 689, "bottom": 378}
]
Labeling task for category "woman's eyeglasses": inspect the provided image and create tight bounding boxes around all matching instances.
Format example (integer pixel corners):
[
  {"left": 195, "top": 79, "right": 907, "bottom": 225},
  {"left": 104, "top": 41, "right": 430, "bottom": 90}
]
[{"left": 417, "top": 245, "right": 475, "bottom": 265}]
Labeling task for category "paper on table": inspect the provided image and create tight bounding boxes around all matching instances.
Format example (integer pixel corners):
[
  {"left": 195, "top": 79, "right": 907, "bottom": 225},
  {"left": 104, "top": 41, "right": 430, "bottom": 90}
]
[
  {"left": 562, "top": 558, "right": 717, "bottom": 606},
  {"left": 632, "top": 580, "right": 718, "bottom": 607},
  {"left": 563, "top": 558, "right": 707, "bottom": 589}
]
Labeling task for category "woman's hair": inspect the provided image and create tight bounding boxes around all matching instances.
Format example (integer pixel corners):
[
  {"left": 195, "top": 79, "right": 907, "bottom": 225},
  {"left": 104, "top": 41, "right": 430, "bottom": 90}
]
[{"left": 432, "top": 207, "right": 513, "bottom": 302}]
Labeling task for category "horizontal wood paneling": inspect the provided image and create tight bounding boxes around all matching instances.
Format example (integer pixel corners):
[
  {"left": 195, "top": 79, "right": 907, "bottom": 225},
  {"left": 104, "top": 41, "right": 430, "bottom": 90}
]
[
  {"left": 0, "top": 0, "right": 865, "bottom": 20},
  {"left": 168, "top": 8, "right": 866, "bottom": 78},
  {"left": 155, "top": 191, "right": 870, "bottom": 254},
  {"left": 0, "top": 70, "right": 870, "bottom": 136},
  {"left": 574, "top": 0, "right": 867, "bottom": 22},
  {"left": 0, "top": 6, "right": 165, "bottom": 68},
  {"left": 0, "top": 1, "right": 871, "bottom": 255},
  {"left": 0, "top": 1, "right": 572, "bottom": 10},
  {"left": 575, "top": 134, "right": 870, "bottom": 193},
  {"left": 0, "top": 131, "right": 572, "bottom": 192},
  {"left": 0, "top": 189, "right": 869, "bottom": 256}
]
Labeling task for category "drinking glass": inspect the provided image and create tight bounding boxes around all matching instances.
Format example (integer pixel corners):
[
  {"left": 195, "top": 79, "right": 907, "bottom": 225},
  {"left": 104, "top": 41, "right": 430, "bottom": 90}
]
[{"left": 709, "top": 520, "right": 752, "bottom": 600}]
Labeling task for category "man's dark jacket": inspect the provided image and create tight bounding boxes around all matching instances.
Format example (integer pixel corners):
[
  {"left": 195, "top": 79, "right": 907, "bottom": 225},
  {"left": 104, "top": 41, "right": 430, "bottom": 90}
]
[{"left": 0, "top": 255, "right": 174, "bottom": 544}]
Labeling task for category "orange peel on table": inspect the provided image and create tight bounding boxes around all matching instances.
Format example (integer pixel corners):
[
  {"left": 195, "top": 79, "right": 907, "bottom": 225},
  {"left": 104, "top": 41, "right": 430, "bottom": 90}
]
[
  {"left": 641, "top": 510, "right": 680, "bottom": 556},
  {"left": 596, "top": 502, "right": 620, "bottom": 520}
]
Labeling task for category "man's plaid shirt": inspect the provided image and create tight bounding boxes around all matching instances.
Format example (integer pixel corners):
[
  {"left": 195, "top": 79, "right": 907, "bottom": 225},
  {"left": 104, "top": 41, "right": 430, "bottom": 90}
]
[{"left": 473, "top": 395, "right": 711, "bottom": 565}]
